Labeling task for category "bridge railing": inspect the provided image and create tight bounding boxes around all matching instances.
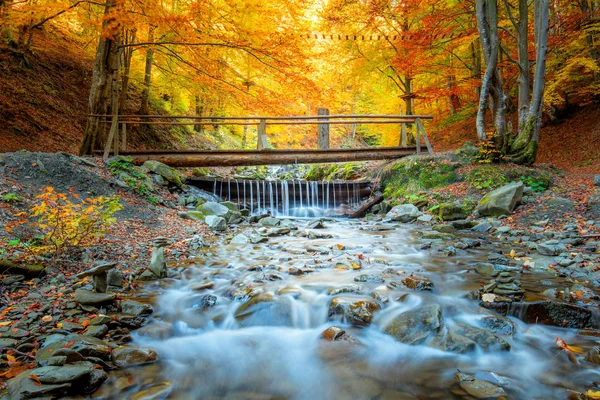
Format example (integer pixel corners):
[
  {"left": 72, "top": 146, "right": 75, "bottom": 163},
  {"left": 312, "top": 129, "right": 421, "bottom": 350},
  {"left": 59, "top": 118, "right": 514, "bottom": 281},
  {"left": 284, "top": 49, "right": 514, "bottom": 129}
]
[{"left": 90, "top": 110, "right": 433, "bottom": 159}]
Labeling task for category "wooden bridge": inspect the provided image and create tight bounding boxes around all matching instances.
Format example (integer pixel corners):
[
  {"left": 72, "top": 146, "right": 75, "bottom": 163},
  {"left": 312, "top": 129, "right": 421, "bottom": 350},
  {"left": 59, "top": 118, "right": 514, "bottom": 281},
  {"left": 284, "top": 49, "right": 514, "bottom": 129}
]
[{"left": 94, "top": 110, "right": 433, "bottom": 167}]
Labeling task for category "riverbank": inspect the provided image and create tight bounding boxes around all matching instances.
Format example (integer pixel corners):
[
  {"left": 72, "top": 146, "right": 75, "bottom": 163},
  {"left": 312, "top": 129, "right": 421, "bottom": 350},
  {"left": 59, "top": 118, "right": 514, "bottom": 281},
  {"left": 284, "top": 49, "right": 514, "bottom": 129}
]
[{"left": 0, "top": 150, "right": 599, "bottom": 399}]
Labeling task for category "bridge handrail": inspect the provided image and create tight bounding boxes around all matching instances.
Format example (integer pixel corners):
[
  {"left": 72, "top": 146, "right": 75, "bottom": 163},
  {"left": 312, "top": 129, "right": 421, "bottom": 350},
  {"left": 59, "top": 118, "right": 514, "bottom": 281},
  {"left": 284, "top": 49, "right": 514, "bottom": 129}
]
[{"left": 88, "top": 114, "right": 433, "bottom": 121}]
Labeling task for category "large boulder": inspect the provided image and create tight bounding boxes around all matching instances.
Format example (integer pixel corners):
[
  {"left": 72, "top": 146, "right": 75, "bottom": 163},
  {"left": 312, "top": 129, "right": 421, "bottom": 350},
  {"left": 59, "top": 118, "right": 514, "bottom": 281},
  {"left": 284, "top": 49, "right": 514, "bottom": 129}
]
[
  {"left": 385, "top": 204, "right": 422, "bottom": 223},
  {"left": 197, "top": 201, "right": 231, "bottom": 220},
  {"left": 476, "top": 182, "right": 524, "bottom": 217},
  {"left": 205, "top": 215, "right": 227, "bottom": 231},
  {"left": 142, "top": 160, "right": 182, "bottom": 186},
  {"left": 438, "top": 203, "right": 466, "bottom": 221},
  {"left": 383, "top": 304, "right": 442, "bottom": 345}
]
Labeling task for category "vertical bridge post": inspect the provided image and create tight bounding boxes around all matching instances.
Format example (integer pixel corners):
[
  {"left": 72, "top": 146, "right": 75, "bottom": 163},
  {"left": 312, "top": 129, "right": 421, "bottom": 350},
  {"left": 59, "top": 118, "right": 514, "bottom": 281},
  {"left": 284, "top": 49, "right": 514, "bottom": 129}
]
[
  {"left": 257, "top": 118, "right": 267, "bottom": 150},
  {"left": 318, "top": 108, "right": 330, "bottom": 149}
]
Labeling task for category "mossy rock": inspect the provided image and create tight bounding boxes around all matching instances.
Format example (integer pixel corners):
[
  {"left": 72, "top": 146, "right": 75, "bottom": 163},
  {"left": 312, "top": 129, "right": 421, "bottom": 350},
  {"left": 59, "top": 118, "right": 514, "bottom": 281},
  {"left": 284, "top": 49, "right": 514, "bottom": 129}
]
[
  {"left": 143, "top": 161, "right": 182, "bottom": 186},
  {"left": 192, "top": 167, "right": 211, "bottom": 177},
  {"left": 0, "top": 260, "right": 45, "bottom": 277},
  {"left": 382, "top": 156, "right": 458, "bottom": 199},
  {"left": 438, "top": 203, "right": 466, "bottom": 221}
]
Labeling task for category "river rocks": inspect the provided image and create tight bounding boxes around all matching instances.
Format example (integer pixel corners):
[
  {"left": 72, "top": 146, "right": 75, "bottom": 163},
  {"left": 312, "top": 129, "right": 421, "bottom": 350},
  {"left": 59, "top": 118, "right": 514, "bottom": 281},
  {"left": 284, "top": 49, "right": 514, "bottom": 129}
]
[
  {"left": 455, "top": 373, "right": 506, "bottom": 399},
  {"left": 206, "top": 215, "right": 227, "bottom": 231},
  {"left": 321, "top": 326, "right": 346, "bottom": 341},
  {"left": 75, "top": 262, "right": 116, "bottom": 293},
  {"left": 31, "top": 361, "right": 95, "bottom": 383},
  {"left": 148, "top": 237, "right": 168, "bottom": 278},
  {"left": 474, "top": 262, "right": 501, "bottom": 277},
  {"left": 234, "top": 293, "right": 292, "bottom": 327},
  {"left": 429, "top": 329, "right": 476, "bottom": 354},
  {"left": 328, "top": 296, "right": 381, "bottom": 326},
  {"left": 585, "top": 346, "right": 600, "bottom": 364},
  {"left": 84, "top": 324, "right": 108, "bottom": 338},
  {"left": 383, "top": 304, "right": 442, "bottom": 345},
  {"left": 472, "top": 220, "right": 493, "bottom": 232},
  {"left": 476, "top": 182, "right": 524, "bottom": 217},
  {"left": 143, "top": 160, "right": 182, "bottom": 186},
  {"left": 112, "top": 346, "right": 158, "bottom": 368},
  {"left": 537, "top": 241, "right": 567, "bottom": 256},
  {"left": 481, "top": 316, "right": 515, "bottom": 336},
  {"left": 178, "top": 211, "right": 206, "bottom": 221},
  {"left": 36, "top": 334, "right": 111, "bottom": 366},
  {"left": 8, "top": 369, "right": 72, "bottom": 400},
  {"left": 354, "top": 274, "right": 385, "bottom": 283},
  {"left": 136, "top": 321, "right": 174, "bottom": 340},
  {"left": 401, "top": 275, "right": 434, "bottom": 291},
  {"left": 438, "top": 203, "right": 466, "bottom": 221},
  {"left": 328, "top": 284, "right": 362, "bottom": 296},
  {"left": 308, "top": 219, "right": 326, "bottom": 229},
  {"left": 485, "top": 300, "right": 594, "bottom": 329},
  {"left": 546, "top": 197, "right": 575, "bottom": 209},
  {"left": 74, "top": 289, "right": 116, "bottom": 305},
  {"left": 385, "top": 204, "right": 422, "bottom": 223},
  {"left": 478, "top": 272, "right": 525, "bottom": 300},
  {"left": 197, "top": 201, "right": 231, "bottom": 219},
  {"left": 432, "top": 224, "right": 457, "bottom": 234},
  {"left": 121, "top": 300, "right": 153, "bottom": 317},
  {"left": 259, "top": 216, "right": 281, "bottom": 226},
  {"left": 455, "top": 324, "right": 510, "bottom": 351},
  {"left": 230, "top": 234, "right": 250, "bottom": 244},
  {"left": 421, "top": 231, "right": 456, "bottom": 240}
]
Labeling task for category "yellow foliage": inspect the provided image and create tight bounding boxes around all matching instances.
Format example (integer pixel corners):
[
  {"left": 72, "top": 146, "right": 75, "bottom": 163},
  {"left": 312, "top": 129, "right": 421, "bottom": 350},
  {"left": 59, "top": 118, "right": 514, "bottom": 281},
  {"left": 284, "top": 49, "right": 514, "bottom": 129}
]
[{"left": 6, "top": 187, "right": 122, "bottom": 258}]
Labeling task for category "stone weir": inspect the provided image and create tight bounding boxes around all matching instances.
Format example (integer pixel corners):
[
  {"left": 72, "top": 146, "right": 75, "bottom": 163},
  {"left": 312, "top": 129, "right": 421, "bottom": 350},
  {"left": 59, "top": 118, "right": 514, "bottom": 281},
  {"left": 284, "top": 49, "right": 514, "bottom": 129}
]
[{"left": 187, "top": 177, "right": 375, "bottom": 216}]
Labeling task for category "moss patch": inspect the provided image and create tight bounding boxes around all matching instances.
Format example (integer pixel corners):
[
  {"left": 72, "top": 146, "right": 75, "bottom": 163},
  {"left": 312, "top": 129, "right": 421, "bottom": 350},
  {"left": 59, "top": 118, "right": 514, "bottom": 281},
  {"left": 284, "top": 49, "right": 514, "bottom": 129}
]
[{"left": 381, "top": 156, "right": 459, "bottom": 200}]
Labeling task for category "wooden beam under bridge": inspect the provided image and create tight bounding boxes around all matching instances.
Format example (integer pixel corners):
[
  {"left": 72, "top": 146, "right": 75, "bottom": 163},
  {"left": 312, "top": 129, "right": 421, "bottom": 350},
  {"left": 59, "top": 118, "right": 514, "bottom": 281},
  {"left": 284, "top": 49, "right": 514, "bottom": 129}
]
[{"left": 112, "top": 147, "right": 418, "bottom": 167}]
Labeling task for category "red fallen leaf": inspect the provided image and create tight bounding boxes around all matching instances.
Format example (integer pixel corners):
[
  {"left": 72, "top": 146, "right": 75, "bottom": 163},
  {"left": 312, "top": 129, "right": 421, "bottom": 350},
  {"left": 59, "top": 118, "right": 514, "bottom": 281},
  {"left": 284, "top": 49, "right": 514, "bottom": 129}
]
[
  {"left": 62, "top": 341, "right": 76, "bottom": 348},
  {"left": 29, "top": 374, "right": 41, "bottom": 386},
  {"left": 81, "top": 320, "right": 90, "bottom": 328}
]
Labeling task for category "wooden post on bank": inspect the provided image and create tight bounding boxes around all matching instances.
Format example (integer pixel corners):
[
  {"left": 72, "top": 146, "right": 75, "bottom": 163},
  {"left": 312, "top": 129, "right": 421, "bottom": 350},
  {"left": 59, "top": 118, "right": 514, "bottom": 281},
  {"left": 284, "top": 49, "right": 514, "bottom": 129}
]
[
  {"left": 257, "top": 118, "right": 267, "bottom": 150},
  {"left": 317, "top": 108, "right": 330, "bottom": 149}
]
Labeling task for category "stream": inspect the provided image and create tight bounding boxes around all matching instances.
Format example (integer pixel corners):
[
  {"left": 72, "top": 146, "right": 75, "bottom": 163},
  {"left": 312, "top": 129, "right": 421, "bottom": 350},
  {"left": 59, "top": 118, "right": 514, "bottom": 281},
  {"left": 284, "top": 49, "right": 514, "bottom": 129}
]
[{"left": 98, "top": 217, "right": 600, "bottom": 400}]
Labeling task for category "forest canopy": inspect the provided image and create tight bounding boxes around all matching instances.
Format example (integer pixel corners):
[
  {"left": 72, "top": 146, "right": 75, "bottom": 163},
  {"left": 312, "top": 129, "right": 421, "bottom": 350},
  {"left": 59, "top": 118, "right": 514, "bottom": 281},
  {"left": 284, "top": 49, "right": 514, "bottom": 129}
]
[{"left": 1, "top": 0, "right": 599, "bottom": 162}]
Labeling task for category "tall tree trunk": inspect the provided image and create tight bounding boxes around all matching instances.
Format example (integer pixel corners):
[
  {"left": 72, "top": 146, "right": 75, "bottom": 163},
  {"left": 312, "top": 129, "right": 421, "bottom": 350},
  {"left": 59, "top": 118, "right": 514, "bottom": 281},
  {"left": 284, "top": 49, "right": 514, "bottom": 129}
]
[
  {"left": 580, "top": 0, "right": 600, "bottom": 81},
  {"left": 516, "top": 0, "right": 531, "bottom": 127},
  {"left": 119, "top": 29, "right": 136, "bottom": 114},
  {"left": 0, "top": 0, "right": 14, "bottom": 46},
  {"left": 471, "top": 41, "right": 482, "bottom": 98},
  {"left": 509, "top": 0, "right": 550, "bottom": 164},
  {"left": 139, "top": 26, "right": 155, "bottom": 115},
  {"left": 475, "top": 0, "right": 507, "bottom": 143},
  {"left": 79, "top": 0, "right": 120, "bottom": 156}
]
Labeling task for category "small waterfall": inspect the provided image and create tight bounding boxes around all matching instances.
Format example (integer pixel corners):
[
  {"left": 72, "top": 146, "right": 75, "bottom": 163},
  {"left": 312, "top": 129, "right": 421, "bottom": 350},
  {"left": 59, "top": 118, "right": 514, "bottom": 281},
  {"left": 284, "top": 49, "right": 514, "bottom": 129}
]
[
  {"left": 201, "top": 178, "right": 369, "bottom": 217},
  {"left": 249, "top": 181, "right": 253, "bottom": 214}
]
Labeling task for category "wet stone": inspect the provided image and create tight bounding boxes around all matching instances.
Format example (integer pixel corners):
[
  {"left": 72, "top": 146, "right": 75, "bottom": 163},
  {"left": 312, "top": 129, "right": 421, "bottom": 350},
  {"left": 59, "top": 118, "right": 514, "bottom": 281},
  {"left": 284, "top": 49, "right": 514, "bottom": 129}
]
[
  {"left": 321, "top": 326, "right": 346, "bottom": 341},
  {"left": 455, "top": 373, "right": 506, "bottom": 399},
  {"left": 328, "top": 284, "right": 362, "bottom": 296},
  {"left": 354, "top": 274, "right": 385, "bottom": 283},
  {"left": 112, "top": 346, "right": 158, "bottom": 368},
  {"left": 328, "top": 296, "right": 381, "bottom": 327},
  {"left": 401, "top": 275, "right": 434, "bottom": 291},
  {"left": 383, "top": 304, "right": 442, "bottom": 345}
]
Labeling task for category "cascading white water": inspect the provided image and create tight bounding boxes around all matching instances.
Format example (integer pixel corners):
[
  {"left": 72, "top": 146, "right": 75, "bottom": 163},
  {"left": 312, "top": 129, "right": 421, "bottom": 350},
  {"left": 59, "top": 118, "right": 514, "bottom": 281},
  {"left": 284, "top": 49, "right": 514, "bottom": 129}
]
[{"left": 209, "top": 178, "right": 370, "bottom": 217}]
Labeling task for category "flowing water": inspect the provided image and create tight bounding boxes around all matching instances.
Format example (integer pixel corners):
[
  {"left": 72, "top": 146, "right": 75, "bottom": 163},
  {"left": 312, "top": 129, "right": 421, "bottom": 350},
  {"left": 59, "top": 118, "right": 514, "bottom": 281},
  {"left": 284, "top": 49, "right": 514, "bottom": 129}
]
[
  {"left": 102, "top": 219, "right": 600, "bottom": 400},
  {"left": 207, "top": 180, "right": 366, "bottom": 218}
]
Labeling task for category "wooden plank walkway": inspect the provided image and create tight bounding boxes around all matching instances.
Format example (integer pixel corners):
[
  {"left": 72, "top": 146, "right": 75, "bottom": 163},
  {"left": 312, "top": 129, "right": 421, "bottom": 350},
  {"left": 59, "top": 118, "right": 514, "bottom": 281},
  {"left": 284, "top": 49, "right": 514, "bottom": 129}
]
[{"left": 110, "top": 147, "right": 418, "bottom": 167}]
